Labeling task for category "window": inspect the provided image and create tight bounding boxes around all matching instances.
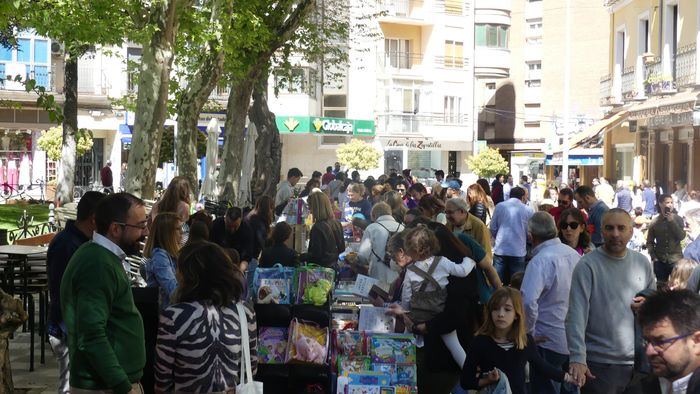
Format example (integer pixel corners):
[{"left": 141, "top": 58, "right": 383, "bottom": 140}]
[
  {"left": 527, "top": 62, "right": 542, "bottom": 70},
  {"left": 444, "top": 96, "right": 462, "bottom": 123},
  {"left": 127, "top": 47, "right": 142, "bottom": 92},
  {"left": 445, "top": 0, "right": 462, "bottom": 15},
  {"left": 525, "top": 79, "right": 541, "bottom": 87},
  {"left": 385, "top": 39, "right": 411, "bottom": 69},
  {"left": 526, "top": 18, "right": 543, "bottom": 36},
  {"left": 444, "top": 40, "right": 464, "bottom": 68},
  {"left": 1, "top": 37, "right": 51, "bottom": 89},
  {"left": 475, "top": 25, "right": 509, "bottom": 48},
  {"left": 638, "top": 17, "right": 649, "bottom": 55},
  {"left": 485, "top": 82, "right": 496, "bottom": 90},
  {"left": 324, "top": 94, "right": 347, "bottom": 118},
  {"left": 275, "top": 67, "right": 316, "bottom": 97}
]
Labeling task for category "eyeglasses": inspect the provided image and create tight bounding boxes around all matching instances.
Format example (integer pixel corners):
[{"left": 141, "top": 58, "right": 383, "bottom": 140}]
[
  {"left": 560, "top": 222, "right": 580, "bottom": 230},
  {"left": 642, "top": 333, "right": 693, "bottom": 353},
  {"left": 115, "top": 221, "right": 148, "bottom": 230}
]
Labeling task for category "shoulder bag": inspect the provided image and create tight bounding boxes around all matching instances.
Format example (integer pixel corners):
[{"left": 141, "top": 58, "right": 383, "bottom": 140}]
[{"left": 236, "top": 303, "right": 263, "bottom": 394}]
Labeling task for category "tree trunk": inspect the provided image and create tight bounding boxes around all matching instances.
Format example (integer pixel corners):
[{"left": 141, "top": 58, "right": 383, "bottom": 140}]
[
  {"left": 249, "top": 81, "right": 281, "bottom": 200},
  {"left": 175, "top": 0, "right": 230, "bottom": 200},
  {"left": 126, "top": 0, "right": 182, "bottom": 199},
  {"left": 217, "top": 77, "right": 254, "bottom": 204},
  {"left": 55, "top": 52, "right": 78, "bottom": 205}
]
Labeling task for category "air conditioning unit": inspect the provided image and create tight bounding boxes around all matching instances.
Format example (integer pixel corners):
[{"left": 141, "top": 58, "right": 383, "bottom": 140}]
[{"left": 51, "top": 42, "right": 63, "bottom": 55}]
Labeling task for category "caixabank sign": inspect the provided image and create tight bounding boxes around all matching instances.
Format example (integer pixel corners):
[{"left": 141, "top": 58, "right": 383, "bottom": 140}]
[{"left": 276, "top": 116, "right": 375, "bottom": 137}]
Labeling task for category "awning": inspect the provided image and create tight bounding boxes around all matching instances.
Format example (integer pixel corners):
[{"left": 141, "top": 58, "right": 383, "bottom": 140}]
[
  {"left": 628, "top": 90, "right": 700, "bottom": 120},
  {"left": 553, "top": 111, "right": 627, "bottom": 153},
  {"left": 119, "top": 124, "right": 133, "bottom": 144},
  {"left": 547, "top": 148, "right": 603, "bottom": 166}
]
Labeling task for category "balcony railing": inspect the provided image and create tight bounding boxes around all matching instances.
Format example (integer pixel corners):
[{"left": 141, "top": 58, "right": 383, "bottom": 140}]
[
  {"left": 599, "top": 74, "right": 615, "bottom": 106},
  {"left": 210, "top": 84, "right": 230, "bottom": 99},
  {"left": 378, "top": 112, "right": 469, "bottom": 134},
  {"left": 675, "top": 43, "right": 697, "bottom": 88},
  {"left": 380, "top": 0, "right": 419, "bottom": 17},
  {"left": 644, "top": 58, "right": 675, "bottom": 95},
  {"left": 620, "top": 66, "right": 637, "bottom": 101},
  {"left": 379, "top": 52, "right": 423, "bottom": 71},
  {"left": 435, "top": 56, "right": 469, "bottom": 69},
  {"left": 0, "top": 63, "right": 54, "bottom": 92}
]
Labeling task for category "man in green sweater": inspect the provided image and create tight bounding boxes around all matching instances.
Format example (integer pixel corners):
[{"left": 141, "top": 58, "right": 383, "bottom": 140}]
[
  {"left": 566, "top": 208, "right": 656, "bottom": 393},
  {"left": 61, "top": 193, "right": 149, "bottom": 394}
]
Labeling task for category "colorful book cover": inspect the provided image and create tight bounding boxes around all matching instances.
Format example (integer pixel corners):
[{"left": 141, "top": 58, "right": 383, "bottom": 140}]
[
  {"left": 257, "top": 278, "right": 291, "bottom": 304},
  {"left": 368, "top": 334, "right": 416, "bottom": 365},
  {"left": 258, "top": 327, "right": 287, "bottom": 364}
]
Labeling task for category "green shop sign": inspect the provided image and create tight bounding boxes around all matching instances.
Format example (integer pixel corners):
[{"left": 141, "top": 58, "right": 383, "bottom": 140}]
[{"left": 276, "top": 116, "right": 375, "bottom": 136}]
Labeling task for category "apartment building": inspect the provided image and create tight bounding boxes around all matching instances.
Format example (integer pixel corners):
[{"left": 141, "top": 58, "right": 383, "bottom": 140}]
[
  {"left": 269, "top": 0, "right": 475, "bottom": 180},
  {"left": 0, "top": 32, "right": 136, "bottom": 192},
  {"left": 476, "top": 0, "right": 609, "bottom": 183},
  {"left": 598, "top": 0, "right": 700, "bottom": 192}
]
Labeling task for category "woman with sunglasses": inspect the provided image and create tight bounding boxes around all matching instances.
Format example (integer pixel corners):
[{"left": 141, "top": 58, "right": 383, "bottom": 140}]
[{"left": 557, "top": 208, "right": 592, "bottom": 256}]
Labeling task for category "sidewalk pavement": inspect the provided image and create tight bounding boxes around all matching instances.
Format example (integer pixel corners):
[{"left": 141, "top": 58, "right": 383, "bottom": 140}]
[{"left": 9, "top": 330, "right": 58, "bottom": 394}]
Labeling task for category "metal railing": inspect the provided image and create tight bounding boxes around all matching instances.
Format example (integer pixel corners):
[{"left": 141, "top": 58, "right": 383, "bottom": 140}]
[
  {"left": 0, "top": 63, "right": 54, "bottom": 91},
  {"left": 675, "top": 43, "right": 697, "bottom": 88},
  {"left": 435, "top": 56, "right": 469, "bottom": 69},
  {"left": 599, "top": 73, "right": 614, "bottom": 105},
  {"left": 379, "top": 52, "right": 423, "bottom": 70},
  {"left": 621, "top": 66, "right": 637, "bottom": 100},
  {"left": 210, "top": 84, "right": 230, "bottom": 99},
  {"left": 380, "top": 0, "right": 416, "bottom": 17},
  {"left": 378, "top": 112, "right": 469, "bottom": 134},
  {"left": 644, "top": 58, "right": 675, "bottom": 95}
]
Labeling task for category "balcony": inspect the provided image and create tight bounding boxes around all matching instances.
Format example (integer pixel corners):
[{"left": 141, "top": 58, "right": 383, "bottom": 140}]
[
  {"left": 675, "top": 43, "right": 697, "bottom": 88},
  {"left": 644, "top": 58, "right": 675, "bottom": 96},
  {"left": 620, "top": 66, "right": 642, "bottom": 101},
  {"left": 434, "top": 55, "right": 469, "bottom": 70},
  {"left": 378, "top": 52, "right": 424, "bottom": 74},
  {"left": 0, "top": 63, "right": 54, "bottom": 92},
  {"left": 474, "top": 47, "right": 510, "bottom": 78},
  {"left": 379, "top": 0, "right": 430, "bottom": 23},
  {"left": 599, "top": 73, "right": 618, "bottom": 106},
  {"left": 209, "top": 84, "right": 230, "bottom": 100},
  {"left": 378, "top": 112, "right": 470, "bottom": 135}
]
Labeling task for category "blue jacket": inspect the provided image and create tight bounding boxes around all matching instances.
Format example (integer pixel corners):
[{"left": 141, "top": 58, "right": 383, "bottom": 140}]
[
  {"left": 144, "top": 248, "right": 178, "bottom": 309},
  {"left": 47, "top": 220, "right": 91, "bottom": 335}
]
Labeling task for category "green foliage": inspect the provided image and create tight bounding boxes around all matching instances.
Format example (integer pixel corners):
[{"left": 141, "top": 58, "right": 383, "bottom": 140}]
[
  {"left": 158, "top": 127, "right": 208, "bottom": 165},
  {"left": 466, "top": 147, "right": 509, "bottom": 179},
  {"left": 37, "top": 126, "right": 94, "bottom": 161},
  {"left": 336, "top": 139, "right": 381, "bottom": 171}
]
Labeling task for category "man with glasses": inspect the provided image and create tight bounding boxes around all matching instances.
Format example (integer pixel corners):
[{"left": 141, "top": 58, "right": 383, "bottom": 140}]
[
  {"left": 566, "top": 208, "right": 656, "bottom": 393},
  {"left": 549, "top": 188, "right": 589, "bottom": 225},
  {"left": 445, "top": 197, "right": 493, "bottom": 257},
  {"left": 61, "top": 193, "right": 149, "bottom": 393},
  {"left": 638, "top": 289, "right": 700, "bottom": 393}
]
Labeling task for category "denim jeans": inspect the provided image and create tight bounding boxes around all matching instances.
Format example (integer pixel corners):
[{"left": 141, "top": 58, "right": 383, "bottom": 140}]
[
  {"left": 530, "top": 346, "right": 578, "bottom": 394},
  {"left": 49, "top": 334, "right": 70, "bottom": 394},
  {"left": 493, "top": 255, "right": 526, "bottom": 286},
  {"left": 653, "top": 260, "right": 674, "bottom": 284}
]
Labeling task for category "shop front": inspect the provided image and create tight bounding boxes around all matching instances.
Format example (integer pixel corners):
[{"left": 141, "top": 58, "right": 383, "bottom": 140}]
[
  {"left": 377, "top": 137, "right": 472, "bottom": 180},
  {"left": 275, "top": 116, "right": 376, "bottom": 178},
  {"left": 546, "top": 149, "right": 604, "bottom": 186},
  {"left": 628, "top": 91, "right": 700, "bottom": 192}
]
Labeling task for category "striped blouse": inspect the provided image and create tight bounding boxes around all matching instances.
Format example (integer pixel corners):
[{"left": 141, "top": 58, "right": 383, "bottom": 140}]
[{"left": 154, "top": 300, "right": 258, "bottom": 393}]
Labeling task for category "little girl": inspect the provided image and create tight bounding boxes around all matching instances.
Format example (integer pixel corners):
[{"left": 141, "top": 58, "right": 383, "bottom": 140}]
[
  {"left": 400, "top": 225, "right": 475, "bottom": 367},
  {"left": 460, "top": 287, "right": 576, "bottom": 394}
]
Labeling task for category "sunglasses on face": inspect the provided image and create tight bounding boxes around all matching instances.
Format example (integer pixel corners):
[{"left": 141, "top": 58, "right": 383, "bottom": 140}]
[{"left": 560, "top": 222, "right": 580, "bottom": 230}]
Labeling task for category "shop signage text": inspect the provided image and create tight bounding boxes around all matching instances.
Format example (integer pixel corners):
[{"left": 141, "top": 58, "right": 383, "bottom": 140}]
[
  {"left": 648, "top": 111, "right": 694, "bottom": 128},
  {"left": 276, "top": 116, "right": 375, "bottom": 136},
  {"left": 385, "top": 138, "right": 443, "bottom": 150}
]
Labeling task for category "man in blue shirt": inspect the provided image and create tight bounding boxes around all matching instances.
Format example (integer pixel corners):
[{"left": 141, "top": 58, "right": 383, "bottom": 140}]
[
  {"left": 575, "top": 185, "right": 610, "bottom": 248},
  {"left": 522, "top": 212, "right": 581, "bottom": 394},
  {"left": 490, "top": 186, "right": 534, "bottom": 284},
  {"left": 47, "top": 191, "right": 104, "bottom": 393},
  {"left": 642, "top": 179, "right": 657, "bottom": 218}
]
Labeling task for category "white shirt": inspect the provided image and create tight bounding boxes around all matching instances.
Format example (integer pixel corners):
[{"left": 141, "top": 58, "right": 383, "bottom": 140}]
[
  {"left": 659, "top": 373, "right": 692, "bottom": 394},
  {"left": 490, "top": 197, "right": 534, "bottom": 257},
  {"left": 400, "top": 256, "right": 475, "bottom": 311},
  {"left": 274, "top": 180, "right": 294, "bottom": 207},
  {"left": 92, "top": 232, "right": 128, "bottom": 271}
]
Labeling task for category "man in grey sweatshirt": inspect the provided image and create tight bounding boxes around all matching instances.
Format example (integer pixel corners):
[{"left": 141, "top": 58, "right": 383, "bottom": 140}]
[{"left": 566, "top": 208, "right": 656, "bottom": 393}]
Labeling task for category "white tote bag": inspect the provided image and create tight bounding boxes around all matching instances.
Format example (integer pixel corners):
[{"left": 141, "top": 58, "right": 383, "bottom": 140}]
[{"left": 236, "top": 303, "right": 263, "bottom": 394}]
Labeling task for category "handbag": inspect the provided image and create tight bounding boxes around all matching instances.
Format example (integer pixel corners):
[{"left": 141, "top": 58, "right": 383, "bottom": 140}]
[
  {"left": 407, "top": 257, "right": 447, "bottom": 323},
  {"left": 236, "top": 303, "right": 263, "bottom": 394}
]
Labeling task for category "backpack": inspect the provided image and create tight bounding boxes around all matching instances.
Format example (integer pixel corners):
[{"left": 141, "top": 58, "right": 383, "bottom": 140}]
[
  {"left": 370, "top": 221, "right": 400, "bottom": 267},
  {"left": 407, "top": 257, "right": 447, "bottom": 323}
]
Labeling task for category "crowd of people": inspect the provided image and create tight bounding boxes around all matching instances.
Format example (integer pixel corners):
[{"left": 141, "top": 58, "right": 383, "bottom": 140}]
[{"left": 43, "top": 163, "right": 700, "bottom": 394}]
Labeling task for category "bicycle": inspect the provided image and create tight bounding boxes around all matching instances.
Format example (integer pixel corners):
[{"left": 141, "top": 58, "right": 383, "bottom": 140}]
[{"left": 0, "top": 182, "right": 40, "bottom": 204}]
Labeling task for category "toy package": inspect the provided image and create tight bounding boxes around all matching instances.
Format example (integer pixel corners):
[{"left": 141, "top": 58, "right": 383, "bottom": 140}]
[
  {"left": 285, "top": 319, "right": 329, "bottom": 365},
  {"left": 332, "top": 311, "right": 359, "bottom": 331},
  {"left": 335, "top": 330, "right": 364, "bottom": 357},
  {"left": 338, "top": 355, "right": 371, "bottom": 375},
  {"left": 368, "top": 334, "right": 416, "bottom": 365},
  {"left": 258, "top": 327, "right": 287, "bottom": 364},
  {"left": 347, "top": 372, "right": 392, "bottom": 387},
  {"left": 295, "top": 264, "right": 336, "bottom": 306},
  {"left": 253, "top": 264, "right": 295, "bottom": 304}
]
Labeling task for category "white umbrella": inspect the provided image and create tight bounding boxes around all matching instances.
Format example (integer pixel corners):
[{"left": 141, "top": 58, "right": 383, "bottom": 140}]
[
  {"left": 238, "top": 122, "right": 258, "bottom": 207},
  {"left": 199, "top": 118, "right": 220, "bottom": 201}
]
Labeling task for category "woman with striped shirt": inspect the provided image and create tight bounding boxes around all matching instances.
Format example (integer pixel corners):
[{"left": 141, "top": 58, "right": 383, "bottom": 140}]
[{"left": 154, "top": 241, "right": 257, "bottom": 393}]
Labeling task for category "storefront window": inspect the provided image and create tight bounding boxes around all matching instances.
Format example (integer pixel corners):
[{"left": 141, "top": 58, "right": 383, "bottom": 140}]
[
  {"left": 0, "top": 130, "right": 33, "bottom": 190},
  {"left": 614, "top": 146, "right": 634, "bottom": 181}
]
